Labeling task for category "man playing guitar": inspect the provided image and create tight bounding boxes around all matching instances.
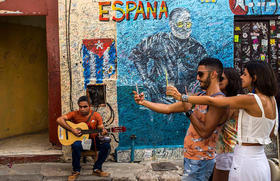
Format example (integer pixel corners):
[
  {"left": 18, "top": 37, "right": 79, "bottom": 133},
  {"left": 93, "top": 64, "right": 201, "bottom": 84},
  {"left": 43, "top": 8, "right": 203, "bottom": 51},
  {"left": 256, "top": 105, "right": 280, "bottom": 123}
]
[{"left": 56, "top": 96, "right": 110, "bottom": 180}]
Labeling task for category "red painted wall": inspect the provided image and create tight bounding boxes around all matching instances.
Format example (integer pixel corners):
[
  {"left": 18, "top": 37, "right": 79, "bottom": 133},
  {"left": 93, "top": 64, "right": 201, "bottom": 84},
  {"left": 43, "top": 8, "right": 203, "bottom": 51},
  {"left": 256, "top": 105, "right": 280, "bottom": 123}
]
[
  {"left": 0, "top": 0, "right": 47, "bottom": 15},
  {"left": 0, "top": 0, "right": 61, "bottom": 145},
  {"left": 45, "top": 0, "right": 61, "bottom": 146}
]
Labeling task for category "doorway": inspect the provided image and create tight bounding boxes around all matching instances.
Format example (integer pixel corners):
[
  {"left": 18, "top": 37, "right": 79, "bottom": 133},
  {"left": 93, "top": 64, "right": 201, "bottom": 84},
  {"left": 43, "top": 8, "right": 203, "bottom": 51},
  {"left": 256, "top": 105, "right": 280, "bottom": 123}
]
[{"left": 0, "top": 16, "right": 59, "bottom": 156}]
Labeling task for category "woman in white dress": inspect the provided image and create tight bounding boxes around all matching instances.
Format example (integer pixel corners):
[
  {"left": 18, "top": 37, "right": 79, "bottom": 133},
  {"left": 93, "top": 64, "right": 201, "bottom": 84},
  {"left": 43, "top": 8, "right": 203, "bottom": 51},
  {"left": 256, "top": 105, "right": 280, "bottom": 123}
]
[
  {"left": 167, "top": 61, "right": 278, "bottom": 181},
  {"left": 213, "top": 68, "right": 243, "bottom": 181}
]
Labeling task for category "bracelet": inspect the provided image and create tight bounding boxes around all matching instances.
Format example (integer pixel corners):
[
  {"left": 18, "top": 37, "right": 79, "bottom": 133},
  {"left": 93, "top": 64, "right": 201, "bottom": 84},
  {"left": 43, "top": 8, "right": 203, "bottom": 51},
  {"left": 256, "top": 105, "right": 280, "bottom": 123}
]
[{"left": 181, "top": 94, "right": 189, "bottom": 102}]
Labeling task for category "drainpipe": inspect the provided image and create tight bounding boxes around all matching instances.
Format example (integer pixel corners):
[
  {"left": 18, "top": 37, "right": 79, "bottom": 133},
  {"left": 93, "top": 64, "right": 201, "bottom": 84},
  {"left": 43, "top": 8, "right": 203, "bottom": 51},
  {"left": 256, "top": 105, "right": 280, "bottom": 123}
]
[{"left": 130, "top": 134, "right": 136, "bottom": 162}]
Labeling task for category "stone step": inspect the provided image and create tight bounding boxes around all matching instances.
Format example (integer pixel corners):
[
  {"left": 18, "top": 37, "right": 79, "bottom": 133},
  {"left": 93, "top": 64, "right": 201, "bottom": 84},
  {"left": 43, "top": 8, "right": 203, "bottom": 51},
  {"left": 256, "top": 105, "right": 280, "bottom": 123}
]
[
  {"left": 0, "top": 161, "right": 184, "bottom": 181},
  {"left": 1, "top": 175, "right": 112, "bottom": 181},
  {"left": 0, "top": 154, "right": 62, "bottom": 165},
  {"left": 1, "top": 174, "right": 182, "bottom": 181}
]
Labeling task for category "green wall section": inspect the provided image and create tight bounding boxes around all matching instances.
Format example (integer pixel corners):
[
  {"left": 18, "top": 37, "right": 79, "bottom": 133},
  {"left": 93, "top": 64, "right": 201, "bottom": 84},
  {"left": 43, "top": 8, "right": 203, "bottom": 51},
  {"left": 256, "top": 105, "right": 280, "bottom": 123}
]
[{"left": 0, "top": 23, "right": 48, "bottom": 139}]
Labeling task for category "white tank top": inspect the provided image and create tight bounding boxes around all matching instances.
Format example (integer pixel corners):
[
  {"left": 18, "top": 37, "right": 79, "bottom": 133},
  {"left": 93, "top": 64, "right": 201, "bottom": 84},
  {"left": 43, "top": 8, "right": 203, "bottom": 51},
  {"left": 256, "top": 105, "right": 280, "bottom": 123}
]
[{"left": 237, "top": 94, "right": 278, "bottom": 145}]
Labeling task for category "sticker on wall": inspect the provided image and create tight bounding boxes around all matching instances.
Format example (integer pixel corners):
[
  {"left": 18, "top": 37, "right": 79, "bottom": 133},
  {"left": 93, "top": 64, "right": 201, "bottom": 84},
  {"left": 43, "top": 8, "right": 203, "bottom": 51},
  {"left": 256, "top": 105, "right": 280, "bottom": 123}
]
[
  {"left": 229, "top": 0, "right": 248, "bottom": 15},
  {"left": 82, "top": 39, "right": 117, "bottom": 88},
  {"left": 270, "top": 39, "right": 276, "bottom": 45},
  {"left": 234, "top": 35, "right": 239, "bottom": 42},
  {"left": 235, "top": 26, "right": 241, "bottom": 31},
  {"left": 262, "top": 39, "right": 268, "bottom": 46},
  {"left": 270, "top": 20, "right": 276, "bottom": 26},
  {"left": 271, "top": 30, "right": 276, "bottom": 37},
  {"left": 242, "top": 33, "right": 248, "bottom": 38},
  {"left": 252, "top": 44, "right": 259, "bottom": 50},
  {"left": 252, "top": 39, "right": 259, "bottom": 44}
]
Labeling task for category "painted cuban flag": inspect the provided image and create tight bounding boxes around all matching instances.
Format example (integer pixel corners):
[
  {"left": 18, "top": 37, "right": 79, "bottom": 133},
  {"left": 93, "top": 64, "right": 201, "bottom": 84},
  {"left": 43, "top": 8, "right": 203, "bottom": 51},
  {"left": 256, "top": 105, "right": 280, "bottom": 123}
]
[{"left": 82, "top": 39, "right": 117, "bottom": 88}]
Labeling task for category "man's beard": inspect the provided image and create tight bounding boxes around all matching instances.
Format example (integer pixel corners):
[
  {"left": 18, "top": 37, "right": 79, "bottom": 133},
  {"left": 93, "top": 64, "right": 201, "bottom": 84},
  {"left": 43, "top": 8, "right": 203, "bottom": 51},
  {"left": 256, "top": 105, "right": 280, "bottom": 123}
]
[
  {"left": 80, "top": 111, "right": 89, "bottom": 116},
  {"left": 200, "top": 74, "right": 211, "bottom": 90}
]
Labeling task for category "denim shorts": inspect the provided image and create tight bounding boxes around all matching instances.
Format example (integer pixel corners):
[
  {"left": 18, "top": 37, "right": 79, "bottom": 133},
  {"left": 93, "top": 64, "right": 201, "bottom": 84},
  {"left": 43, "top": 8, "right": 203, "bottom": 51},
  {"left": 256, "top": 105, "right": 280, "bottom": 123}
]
[
  {"left": 182, "top": 158, "right": 215, "bottom": 181},
  {"left": 215, "top": 153, "right": 233, "bottom": 171}
]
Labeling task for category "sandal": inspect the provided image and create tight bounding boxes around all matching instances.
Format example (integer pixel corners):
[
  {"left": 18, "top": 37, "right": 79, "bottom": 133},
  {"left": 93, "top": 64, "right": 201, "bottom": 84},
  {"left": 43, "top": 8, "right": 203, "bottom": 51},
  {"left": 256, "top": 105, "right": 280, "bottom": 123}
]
[
  {"left": 92, "top": 169, "right": 110, "bottom": 177},
  {"left": 68, "top": 171, "right": 80, "bottom": 181}
]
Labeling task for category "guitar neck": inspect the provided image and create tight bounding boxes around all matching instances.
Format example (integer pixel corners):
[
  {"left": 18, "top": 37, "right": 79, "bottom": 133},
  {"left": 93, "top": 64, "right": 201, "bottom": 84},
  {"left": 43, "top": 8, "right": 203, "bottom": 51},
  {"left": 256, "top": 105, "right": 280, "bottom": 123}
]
[{"left": 81, "top": 128, "right": 109, "bottom": 135}]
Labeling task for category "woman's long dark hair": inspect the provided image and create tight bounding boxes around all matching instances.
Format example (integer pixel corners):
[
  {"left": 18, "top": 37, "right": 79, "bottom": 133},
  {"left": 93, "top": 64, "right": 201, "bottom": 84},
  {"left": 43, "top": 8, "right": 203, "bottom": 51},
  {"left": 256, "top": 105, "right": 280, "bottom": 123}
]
[
  {"left": 224, "top": 68, "right": 243, "bottom": 97},
  {"left": 245, "top": 61, "right": 278, "bottom": 96}
]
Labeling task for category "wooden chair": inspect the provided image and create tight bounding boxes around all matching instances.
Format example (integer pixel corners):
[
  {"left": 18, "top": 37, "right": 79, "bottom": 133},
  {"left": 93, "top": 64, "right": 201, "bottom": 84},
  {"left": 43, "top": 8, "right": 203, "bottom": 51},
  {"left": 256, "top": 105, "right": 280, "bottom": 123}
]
[{"left": 81, "top": 150, "right": 98, "bottom": 163}]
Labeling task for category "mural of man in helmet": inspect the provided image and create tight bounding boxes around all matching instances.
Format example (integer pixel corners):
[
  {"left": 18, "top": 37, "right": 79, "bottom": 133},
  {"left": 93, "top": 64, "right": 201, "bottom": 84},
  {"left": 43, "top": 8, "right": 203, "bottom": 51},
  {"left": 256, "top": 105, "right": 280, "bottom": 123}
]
[{"left": 129, "top": 7, "right": 207, "bottom": 104}]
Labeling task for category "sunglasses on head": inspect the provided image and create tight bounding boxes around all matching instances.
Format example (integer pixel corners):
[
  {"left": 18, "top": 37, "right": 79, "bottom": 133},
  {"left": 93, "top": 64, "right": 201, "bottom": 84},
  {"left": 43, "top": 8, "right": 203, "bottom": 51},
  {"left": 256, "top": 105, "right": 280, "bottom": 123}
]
[{"left": 197, "top": 70, "right": 212, "bottom": 77}]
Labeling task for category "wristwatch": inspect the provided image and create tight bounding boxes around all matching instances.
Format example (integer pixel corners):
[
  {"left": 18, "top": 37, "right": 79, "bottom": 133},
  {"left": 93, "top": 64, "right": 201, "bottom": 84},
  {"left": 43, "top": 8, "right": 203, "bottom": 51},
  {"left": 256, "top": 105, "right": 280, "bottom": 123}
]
[
  {"left": 185, "top": 110, "right": 193, "bottom": 118},
  {"left": 181, "top": 94, "right": 189, "bottom": 102}
]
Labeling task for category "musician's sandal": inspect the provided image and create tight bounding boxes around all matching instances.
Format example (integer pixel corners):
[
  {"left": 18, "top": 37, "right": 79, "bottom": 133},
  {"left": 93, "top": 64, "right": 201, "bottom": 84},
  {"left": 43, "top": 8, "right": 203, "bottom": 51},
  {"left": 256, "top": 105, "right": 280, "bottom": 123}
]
[
  {"left": 68, "top": 171, "right": 80, "bottom": 181},
  {"left": 92, "top": 169, "right": 110, "bottom": 177}
]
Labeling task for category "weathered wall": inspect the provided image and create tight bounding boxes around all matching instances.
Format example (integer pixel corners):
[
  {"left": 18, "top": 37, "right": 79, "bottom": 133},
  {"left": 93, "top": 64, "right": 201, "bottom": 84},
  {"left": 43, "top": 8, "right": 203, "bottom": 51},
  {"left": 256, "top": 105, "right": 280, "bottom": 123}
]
[
  {"left": 58, "top": 0, "right": 118, "bottom": 158},
  {"left": 58, "top": 0, "right": 117, "bottom": 114},
  {"left": 0, "top": 22, "right": 48, "bottom": 139},
  {"left": 58, "top": 0, "right": 280, "bottom": 161}
]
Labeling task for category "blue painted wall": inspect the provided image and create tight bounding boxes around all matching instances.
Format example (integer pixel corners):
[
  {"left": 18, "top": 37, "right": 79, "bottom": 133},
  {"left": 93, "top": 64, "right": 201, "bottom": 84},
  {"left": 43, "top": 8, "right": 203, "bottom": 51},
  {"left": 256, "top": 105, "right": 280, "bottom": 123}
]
[
  {"left": 83, "top": 0, "right": 280, "bottom": 150},
  {"left": 116, "top": 0, "right": 234, "bottom": 149}
]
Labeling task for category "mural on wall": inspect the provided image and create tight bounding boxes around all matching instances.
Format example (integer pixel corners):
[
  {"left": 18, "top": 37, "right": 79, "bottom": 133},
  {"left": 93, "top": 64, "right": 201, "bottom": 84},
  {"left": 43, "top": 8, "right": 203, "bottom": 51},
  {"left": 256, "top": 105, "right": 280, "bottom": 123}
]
[
  {"left": 230, "top": 0, "right": 280, "bottom": 15},
  {"left": 116, "top": 0, "right": 233, "bottom": 149},
  {"left": 129, "top": 8, "right": 208, "bottom": 104},
  {"left": 58, "top": 0, "right": 280, "bottom": 156},
  {"left": 78, "top": 0, "right": 280, "bottom": 151},
  {"left": 82, "top": 39, "right": 117, "bottom": 88}
]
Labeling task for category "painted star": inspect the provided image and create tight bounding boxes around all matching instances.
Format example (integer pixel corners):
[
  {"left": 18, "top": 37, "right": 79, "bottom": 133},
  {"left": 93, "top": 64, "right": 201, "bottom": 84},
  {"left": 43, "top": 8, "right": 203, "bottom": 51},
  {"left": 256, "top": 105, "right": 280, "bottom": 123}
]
[
  {"left": 235, "top": 0, "right": 246, "bottom": 10},
  {"left": 95, "top": 40, "right": 103, "bottom": 50}
]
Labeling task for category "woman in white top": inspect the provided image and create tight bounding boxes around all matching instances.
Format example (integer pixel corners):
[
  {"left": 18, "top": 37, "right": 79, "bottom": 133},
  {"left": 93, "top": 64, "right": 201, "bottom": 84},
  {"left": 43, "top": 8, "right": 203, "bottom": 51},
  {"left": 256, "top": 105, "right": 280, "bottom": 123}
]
[{"left": 167, "top": 61, "right": 278, "bottom": 181}]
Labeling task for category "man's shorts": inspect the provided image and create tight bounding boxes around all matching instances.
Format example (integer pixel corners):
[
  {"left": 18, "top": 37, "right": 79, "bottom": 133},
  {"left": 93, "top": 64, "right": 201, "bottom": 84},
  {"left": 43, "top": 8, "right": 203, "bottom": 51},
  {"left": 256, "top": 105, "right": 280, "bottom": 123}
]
[
  {"left": 215, "top": 152, "right": 234, "bottom": 171},
  {"left": 182, "top": 158, "right": 215, "bottom": 181}
]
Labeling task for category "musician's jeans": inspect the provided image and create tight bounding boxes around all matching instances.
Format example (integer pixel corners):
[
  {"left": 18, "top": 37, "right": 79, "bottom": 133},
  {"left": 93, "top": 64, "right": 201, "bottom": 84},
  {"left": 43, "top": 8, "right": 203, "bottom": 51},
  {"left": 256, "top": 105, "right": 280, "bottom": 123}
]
[{"left": 71, "top": 137, "right": 111, "bottom": 172}]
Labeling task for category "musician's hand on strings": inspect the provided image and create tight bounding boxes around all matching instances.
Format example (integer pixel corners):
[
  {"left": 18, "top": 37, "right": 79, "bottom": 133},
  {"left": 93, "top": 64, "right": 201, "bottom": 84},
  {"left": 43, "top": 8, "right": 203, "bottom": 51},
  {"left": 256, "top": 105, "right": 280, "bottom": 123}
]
[
  {"left": 101, "top": 128, "right": 108, "bottom": 136},
  {"left": 71, "top": 128, "right": 82, "bottom": 137}
]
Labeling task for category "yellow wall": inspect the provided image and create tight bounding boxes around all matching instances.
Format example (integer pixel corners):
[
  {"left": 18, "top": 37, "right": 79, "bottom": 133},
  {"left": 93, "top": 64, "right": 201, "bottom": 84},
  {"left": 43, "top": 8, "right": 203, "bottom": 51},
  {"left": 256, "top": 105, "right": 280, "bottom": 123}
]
[{"left": 0, "top": 23, "right": 48, "bottom": 139}]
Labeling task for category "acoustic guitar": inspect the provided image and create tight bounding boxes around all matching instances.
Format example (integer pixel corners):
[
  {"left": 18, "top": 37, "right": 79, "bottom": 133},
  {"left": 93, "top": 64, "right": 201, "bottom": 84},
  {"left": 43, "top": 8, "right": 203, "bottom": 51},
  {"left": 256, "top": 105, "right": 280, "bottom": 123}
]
[{"left": 58, "top": 121, "right": 126, "bottom": 145}]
